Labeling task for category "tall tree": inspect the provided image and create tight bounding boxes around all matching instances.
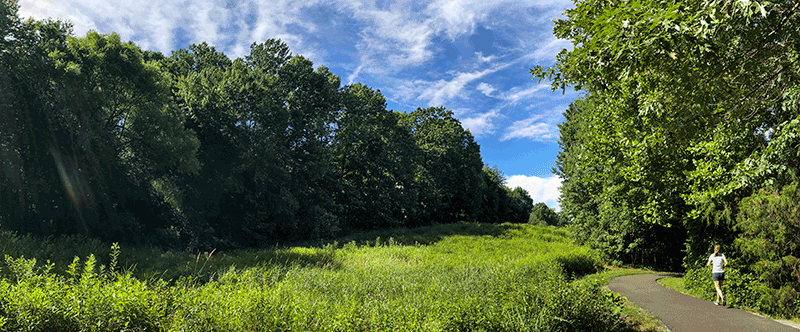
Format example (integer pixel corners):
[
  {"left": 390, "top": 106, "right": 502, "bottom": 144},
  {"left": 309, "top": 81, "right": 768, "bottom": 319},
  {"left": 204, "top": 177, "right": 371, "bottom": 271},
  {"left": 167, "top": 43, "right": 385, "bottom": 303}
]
[
  {"left": 399, "top": 107, "right": 485, "bottom": 225},
  {"left": 165, "top": 39, "right": 342, "bottom": 247},
  {"left": 537, "top": 0, "right": 798, "bottom": 269},
  {"left": 333, "top": 84, "right": 418, "bottom": 229},
  {"left": 0, "top": 1, "right": 199, "bottom": 242}
]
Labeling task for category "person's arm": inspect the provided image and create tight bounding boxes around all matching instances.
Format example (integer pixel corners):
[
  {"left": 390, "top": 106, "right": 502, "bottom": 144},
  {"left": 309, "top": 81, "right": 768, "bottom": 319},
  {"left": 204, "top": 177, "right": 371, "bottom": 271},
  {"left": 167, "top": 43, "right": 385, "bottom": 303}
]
[
  {"left": 722, "top": 256, "right": 729, "bottom": 267},
  {"left": 707, "top": 256, "right": 713, "bottom": 267}
]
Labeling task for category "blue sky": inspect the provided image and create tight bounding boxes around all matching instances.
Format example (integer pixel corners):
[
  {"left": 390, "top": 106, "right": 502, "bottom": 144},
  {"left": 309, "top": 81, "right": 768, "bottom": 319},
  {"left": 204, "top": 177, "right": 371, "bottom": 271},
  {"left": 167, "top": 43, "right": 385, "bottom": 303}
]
[{"left": 19, "top": 0, "right": 580, "bottom": 210}]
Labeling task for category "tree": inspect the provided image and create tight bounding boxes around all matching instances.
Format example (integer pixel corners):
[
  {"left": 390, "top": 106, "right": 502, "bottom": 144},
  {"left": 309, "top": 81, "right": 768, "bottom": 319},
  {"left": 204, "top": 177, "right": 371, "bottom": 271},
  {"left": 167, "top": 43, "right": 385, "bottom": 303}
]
[
  {"left": 399, "top": 107, "right": 485, "bottom": 225},
  {"left": 164, "top": 39, "right": 343, "bottom": 247},
  {"left": 536, "top": 0, "right": 798, "bottom": 269},
  {"left": 332, "top": 84, "right": 418, "bottom": 229},
  {"left": 529, "top": 202, "right": 560, "bottom": 226},
  {"left": 1, "top": 2, "right": 199, "bottom": 242},
  {"left": 477, "top": 166, "right": 508, "bottom": 224},
  {"left": 506, "top": 187, "right": 534, "bottom": 224},
  {"left": 554, "top": 98, "right": 687, "bottom": 268},
  {"left": 735, "top": 184, "right": 800, "bottom": 317}
]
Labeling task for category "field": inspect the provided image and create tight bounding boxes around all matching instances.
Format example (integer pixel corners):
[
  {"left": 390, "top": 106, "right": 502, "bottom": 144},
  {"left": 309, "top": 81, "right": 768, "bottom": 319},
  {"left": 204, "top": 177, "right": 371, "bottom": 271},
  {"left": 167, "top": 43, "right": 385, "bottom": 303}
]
[{"left": 1, "top": 223, "right": 638, "bottom": 331}]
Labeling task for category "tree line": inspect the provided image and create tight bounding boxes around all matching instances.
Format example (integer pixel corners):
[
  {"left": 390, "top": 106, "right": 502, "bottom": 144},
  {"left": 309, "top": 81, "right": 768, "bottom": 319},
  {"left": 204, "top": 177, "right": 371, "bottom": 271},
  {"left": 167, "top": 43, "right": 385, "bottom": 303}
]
[
  {"left": 0, "top": 0, "right": 544, "bottom": 250},
  {"left": 537, "top": 0, "right": 798, "bottom": 316}
]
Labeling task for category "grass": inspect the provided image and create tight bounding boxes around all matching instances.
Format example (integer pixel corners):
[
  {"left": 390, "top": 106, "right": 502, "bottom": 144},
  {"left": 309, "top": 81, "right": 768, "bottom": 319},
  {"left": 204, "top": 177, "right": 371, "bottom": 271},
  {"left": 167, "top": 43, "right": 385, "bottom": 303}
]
[
  {"left": 0, "top": 223, "right": 672, "bottom": 331},
  {"left": 656, "top": 276, "right": 699, "bottom": 297}
]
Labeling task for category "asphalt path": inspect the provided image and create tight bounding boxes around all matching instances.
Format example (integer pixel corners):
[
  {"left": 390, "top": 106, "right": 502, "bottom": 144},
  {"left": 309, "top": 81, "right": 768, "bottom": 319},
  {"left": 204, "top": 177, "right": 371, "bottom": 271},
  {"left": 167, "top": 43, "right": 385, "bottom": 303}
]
[{"left": 607, "top": 273, "right": 799, "bottom": 332}]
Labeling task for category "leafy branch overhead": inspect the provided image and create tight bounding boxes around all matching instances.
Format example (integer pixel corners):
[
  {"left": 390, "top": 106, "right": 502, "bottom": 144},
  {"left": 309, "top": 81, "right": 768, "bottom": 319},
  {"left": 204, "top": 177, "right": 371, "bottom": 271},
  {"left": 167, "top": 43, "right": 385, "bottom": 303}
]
[{"left": 544, "top": 0, "right": 799, "bottom": 315}]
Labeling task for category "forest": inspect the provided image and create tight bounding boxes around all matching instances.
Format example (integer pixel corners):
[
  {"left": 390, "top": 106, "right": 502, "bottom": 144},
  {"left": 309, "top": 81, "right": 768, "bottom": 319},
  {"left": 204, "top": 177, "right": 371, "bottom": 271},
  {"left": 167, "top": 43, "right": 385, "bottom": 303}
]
[
  {"left": 0, "top": 0, "right": 543, "bottom": 251},
  {"left": 535, "top": 0, "right": 799, "bottom": 317}
]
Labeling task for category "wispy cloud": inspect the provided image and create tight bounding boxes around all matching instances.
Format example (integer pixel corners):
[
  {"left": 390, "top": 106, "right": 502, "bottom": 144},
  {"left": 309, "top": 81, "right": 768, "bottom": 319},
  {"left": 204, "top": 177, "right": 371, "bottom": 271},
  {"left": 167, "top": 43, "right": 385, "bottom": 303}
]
[
  {"left": 395, "top": 66, "right": 504, "bottom": 107},
  {"left": 475, "top": 51, "right": 497, "bottom": 63},
  {"left": 426, "top": 0, "right": 491, "bottom": 40},
  {"left": 501, "top": 114, "right": 558, "bottom": 142},
  {"left": 348, "top": 3, "right": 435, "bottom": 74},
  {"left": 500, "top": 83, "right": 551, "bottom": 105},
  {"left": 526, "top": 36, "right": 572, "bottom": 63},
  {"left": 347, "top": 64, "right": 364, "bottom": 85},
  {"left": 506, "top": 174, "right": 562, "bottom": 210},
  {"left": 19, "top": 0, "right": 327, "bottom": 61}
]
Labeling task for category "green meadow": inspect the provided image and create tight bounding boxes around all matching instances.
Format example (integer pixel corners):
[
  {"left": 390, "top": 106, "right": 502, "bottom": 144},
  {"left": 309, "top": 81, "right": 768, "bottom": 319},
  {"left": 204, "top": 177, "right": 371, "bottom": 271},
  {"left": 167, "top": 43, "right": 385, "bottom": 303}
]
[{"left": 0, "top": 223, "right": 641, "bottom": 331}]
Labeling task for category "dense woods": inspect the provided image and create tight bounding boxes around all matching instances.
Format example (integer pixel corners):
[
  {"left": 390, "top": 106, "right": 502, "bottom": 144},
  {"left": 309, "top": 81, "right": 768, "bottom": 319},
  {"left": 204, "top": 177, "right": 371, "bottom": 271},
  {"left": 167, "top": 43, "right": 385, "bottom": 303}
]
[
  {"left": 538, "top": 0, "right": 799, "bottom": 316},
  {"left": 0, "top": 0, "right": 537, "bottom": 250}
]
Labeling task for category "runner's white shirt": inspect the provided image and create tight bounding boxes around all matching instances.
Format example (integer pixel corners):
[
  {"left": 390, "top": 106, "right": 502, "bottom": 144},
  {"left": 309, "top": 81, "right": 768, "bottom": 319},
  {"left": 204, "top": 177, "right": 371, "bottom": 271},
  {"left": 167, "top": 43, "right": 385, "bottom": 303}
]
[{"left": 709, "top": 254, "right": 726, "bottom": 273}]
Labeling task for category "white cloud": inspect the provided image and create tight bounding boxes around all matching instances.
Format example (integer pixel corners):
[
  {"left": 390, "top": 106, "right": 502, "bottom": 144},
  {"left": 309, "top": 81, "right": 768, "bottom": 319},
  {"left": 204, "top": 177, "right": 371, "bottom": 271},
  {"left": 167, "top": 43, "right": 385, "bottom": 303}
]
[
  {"left": 18, "top": 0, "right": 325, "bottom": 62},
  {"left": 501, "top": 114, "right": 558, "bottom": 142},
  {"left": 347, "top": 64, "right": 363, "bottom": 85},
  {"left": 475, "top": 51, "right": 497, "bottom": 63},
  {"left": 349, "top": 4, "right": 435, "bottom": 73},
  {"left": 395, "top": 66, "right": 502, "bottom": 107},
  {"left": 526, "top": 36, "right": 572, "bottom": 63},
  {"left": 461, "top": 109, "right": 500, "bottom": 137},
  {"left": 188, "top": 0, "right": 229, "bottom": 46},
  {"left": 18, "top": 0, "right": 569, "bottom": 77},
  {"left": 506, "top": 174, "right": 562, "bottom": 211},
  {"left": 426, "top": 0, "right": 487, "bottom": 40},
  {"left": 500, "top": 83, "right": 550, "bottom": 105},
  {"left": 424, "top": 0, "right": 570, "bottom": 41},
  {"left": 476, "top": 82, "right": 496, "bottom": 96},
  {"left": 19, "top": 0, "right": 99, "bottom": 33}
]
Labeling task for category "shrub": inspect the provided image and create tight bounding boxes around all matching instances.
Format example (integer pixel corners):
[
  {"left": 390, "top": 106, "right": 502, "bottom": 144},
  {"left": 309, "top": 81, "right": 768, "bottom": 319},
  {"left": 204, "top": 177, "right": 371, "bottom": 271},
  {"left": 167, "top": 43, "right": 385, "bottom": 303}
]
[
  {"left": 553, "top": 249, "right": 602, "bottom": 279},
  {"left": 734, "top": 184, "right": 800, "bottom": 318}
]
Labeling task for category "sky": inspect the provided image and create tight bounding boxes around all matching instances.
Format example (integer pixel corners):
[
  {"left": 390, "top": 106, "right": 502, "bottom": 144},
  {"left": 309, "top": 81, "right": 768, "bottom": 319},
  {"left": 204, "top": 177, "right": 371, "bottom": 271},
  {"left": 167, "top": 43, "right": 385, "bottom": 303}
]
[{"left": 18, "top": 0, "right": 581, "bottom": 210}]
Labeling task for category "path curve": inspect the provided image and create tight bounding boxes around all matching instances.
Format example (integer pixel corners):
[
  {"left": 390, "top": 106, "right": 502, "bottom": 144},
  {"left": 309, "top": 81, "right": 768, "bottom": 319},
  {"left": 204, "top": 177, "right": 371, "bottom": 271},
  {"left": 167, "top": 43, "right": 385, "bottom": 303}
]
[{"left": 607, "top": 273, "right": 799, "bottom": 332}]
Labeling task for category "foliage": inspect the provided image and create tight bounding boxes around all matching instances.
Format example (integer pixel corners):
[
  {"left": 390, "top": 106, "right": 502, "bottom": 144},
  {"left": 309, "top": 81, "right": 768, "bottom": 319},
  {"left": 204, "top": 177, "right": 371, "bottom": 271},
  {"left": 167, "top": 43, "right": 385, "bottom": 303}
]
[
  {"left": 529, "top": 202, "right": 561, "bottom": 226},
  {"left": 1, "top": 1, "right": 541, "bottom": 248},
  {"left": 477, "top": 166, "right": 534, "bottom": 224},
  {"left": 733, "top": 183, "right": 800, "bottom": 317},
  {"left": 332, "top": 84, "right": 418, "bottom": 230},
  {"left": 398, "top": 107, "right": 486, "bottom": 225},
  {"left": 555, "top": 99, "right": 686, "bottom": 270},
  {"left": 541, "top": 0, "right": 799, "bottom": 273},
  {"left": 683, "top": 181, "right": 800, "bottom": 320},
  {"left": 0, "top": 1, "right": 199, "bottom": 242},
  {"left": 0, "top": 223, "right": 633, "bottom": 331},
  {"left": 162, "top": 40, "right": 344, "bottom": 247}
]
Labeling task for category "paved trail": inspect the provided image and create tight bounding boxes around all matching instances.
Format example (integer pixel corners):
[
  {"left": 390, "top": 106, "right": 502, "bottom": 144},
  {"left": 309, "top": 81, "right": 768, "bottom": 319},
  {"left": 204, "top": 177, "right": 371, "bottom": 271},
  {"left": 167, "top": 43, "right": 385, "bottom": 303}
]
[{"left": 607, "top": 274, "right": 799, "bottom": 332}]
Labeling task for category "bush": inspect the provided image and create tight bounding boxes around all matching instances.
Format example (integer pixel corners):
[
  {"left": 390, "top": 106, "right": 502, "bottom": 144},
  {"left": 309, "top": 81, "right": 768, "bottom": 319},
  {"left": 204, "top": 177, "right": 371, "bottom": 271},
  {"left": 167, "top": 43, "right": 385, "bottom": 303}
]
[
  {"left": 553, "top": 249, "right": 603, "bottom": 279},
  {"left": 733, "top": 184, "right": 800, "bottom": 318}
]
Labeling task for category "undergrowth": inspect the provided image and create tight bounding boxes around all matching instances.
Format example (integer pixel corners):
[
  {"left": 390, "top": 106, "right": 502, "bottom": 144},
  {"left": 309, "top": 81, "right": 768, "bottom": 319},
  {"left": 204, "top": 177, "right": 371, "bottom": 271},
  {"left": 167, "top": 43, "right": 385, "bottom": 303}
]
[{"left": 0, "top": 223, "right": 634, "bottom": 331}]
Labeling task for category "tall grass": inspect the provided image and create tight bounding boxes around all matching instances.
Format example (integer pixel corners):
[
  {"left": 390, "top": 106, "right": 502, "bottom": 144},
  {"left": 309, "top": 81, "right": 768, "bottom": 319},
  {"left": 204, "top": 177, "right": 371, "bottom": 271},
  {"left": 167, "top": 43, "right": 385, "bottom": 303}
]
[{"left": 0, "top": 223, "right": 627, "bottom": 331}]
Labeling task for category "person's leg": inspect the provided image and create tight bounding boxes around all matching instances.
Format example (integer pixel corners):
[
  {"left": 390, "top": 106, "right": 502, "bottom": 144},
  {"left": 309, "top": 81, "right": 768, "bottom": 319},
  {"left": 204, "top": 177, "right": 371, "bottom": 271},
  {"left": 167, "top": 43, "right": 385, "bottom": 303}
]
[
  {"left": 719, "top": 280, "right": 725, "bottom": 305},
  {"left": 713, "top": 280, "right": 722, "bottom": 302}
]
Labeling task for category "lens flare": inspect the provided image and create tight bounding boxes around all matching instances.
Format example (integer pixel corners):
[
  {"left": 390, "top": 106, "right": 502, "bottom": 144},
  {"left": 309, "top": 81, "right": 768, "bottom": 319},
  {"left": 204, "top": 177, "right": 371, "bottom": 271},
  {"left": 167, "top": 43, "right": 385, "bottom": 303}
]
[{"left": 51, "top": 148, "right": 80, "bottom": 208}]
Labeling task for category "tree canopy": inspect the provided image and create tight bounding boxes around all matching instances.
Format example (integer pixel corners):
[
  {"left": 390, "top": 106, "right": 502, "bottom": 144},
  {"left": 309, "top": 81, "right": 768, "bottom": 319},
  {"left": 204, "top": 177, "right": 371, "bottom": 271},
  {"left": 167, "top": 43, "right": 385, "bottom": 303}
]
[
  {"left": 537, "top": 0, "right": 799, "bottom": 314},
  {"left": 1, "top": 0, "right": 540, "bottom": 250}
]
